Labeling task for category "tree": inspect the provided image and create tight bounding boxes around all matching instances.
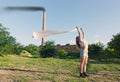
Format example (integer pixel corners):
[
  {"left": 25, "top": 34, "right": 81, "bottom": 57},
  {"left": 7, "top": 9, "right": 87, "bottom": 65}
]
[
  {"left": 0, "top": 24, "right": 23, "bottom": 54},
  {"left": 88, "top": 42, "right": 105, "bottom": 60},
  {"left": 107, "top": 32, "right": 120, "bottom": 57}
]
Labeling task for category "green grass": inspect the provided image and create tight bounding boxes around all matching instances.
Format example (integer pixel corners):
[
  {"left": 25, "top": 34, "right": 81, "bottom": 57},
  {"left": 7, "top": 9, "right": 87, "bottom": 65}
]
[{"left": 0, "top": 55, "right": 120, "bottom": 82}]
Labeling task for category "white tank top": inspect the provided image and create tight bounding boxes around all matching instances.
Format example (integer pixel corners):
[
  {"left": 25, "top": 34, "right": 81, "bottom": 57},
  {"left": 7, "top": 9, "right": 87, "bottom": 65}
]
[{"left": 80, "top": 40, "right": 88, "bottom": 52}]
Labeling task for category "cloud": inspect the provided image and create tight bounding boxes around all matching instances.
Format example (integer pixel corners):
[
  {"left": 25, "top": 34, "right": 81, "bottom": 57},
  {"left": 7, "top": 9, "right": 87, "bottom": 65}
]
[
  {"left": 94, "top": 34, "right": 100, "bottom": 38},
  {"left": 93, "top": 40, "right": 105, "bottom": 44},
  {"left": 69, "top": 40, "right": 75, "bottom": 45}
]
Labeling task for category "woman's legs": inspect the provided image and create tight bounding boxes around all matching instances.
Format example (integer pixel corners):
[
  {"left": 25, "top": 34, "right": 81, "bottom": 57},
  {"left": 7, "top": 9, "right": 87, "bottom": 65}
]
[
  {"left": 80, "top": 56, "right": 88, "bottom": 73},
  {"left": 80, "top": 51, "right": 89, "bottom": 77},
  {"left": 80, "top": 57, "right": 84, "bottom": 73},
  {"left": 83, "top": 56, "right": 88, "bottom": 72},
  {"left": 83, "top": 56, "right": 89, "bottom": 77},
  {"left": 80, "top": 56, "right": 86, "bottom": 77}
]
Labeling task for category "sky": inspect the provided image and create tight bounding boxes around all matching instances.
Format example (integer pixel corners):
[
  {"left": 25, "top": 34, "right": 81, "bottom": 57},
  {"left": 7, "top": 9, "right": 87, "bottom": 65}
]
[{"left": 0, "top": 0, "right": 120, "bottom": 46}]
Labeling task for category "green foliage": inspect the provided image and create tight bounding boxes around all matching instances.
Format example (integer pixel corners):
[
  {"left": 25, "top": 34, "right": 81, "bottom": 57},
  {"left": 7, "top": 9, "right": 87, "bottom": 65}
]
[
  {"left": 0, "top": 52, "right": 4, "bottom": 57},
  {"left": 88, "top": 42, "right": 105, "bottom": 60},
  {"left": 107, "top": 32, "right": 120, "bottom": 57},
  {"left": 20, "top": 50, "right": 32, "bottom": 57},
  {"left": 13, "top": 43, "right": 24, "bottom": 55},
  {"left": 67, "top": 51, "right": 80, "bottom": 59},
  {"left": 0, "top": 24, "right": 17, "bottom": 54},
  {"left": 58, "top": 50, "right": 68, "bottom": 58},
  {"left": 24, "top": 44, "right": 39, "bottom": 56},
  {"left": 40, "top": 41, "right": 58, "bottom": 58},
  {"left": 0, "top": 23, "right": 25, "bottom": 55},
  {"left": 1, "top": 22, "right": 120, "bottom": 60}
]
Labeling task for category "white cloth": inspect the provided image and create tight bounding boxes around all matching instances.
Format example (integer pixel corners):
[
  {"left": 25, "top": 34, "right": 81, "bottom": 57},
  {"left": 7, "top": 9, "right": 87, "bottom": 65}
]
[
  {"left": 32, "top": 28, "right": 77, "bottom": 40},
  {"left": 33, "top": 32, "right": 40, "bottom": 40}
]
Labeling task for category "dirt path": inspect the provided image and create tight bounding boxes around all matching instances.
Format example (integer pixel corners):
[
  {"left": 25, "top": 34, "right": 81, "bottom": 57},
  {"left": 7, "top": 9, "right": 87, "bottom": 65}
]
[
  {"left": 0, "top": 69, "right": 120, "bottom": 82},
  {"left": 88, "top": 71, "right": 120, "bottom": 82}
]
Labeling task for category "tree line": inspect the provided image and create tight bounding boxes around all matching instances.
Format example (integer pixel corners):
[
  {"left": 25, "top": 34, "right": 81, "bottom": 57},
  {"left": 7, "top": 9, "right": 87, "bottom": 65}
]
[{"left": 0, "top": 24, "right": 120, "bottom": 59}]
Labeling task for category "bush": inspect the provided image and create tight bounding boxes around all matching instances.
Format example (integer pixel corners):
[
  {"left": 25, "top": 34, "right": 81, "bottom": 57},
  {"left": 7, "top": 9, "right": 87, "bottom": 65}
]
[
  {"left": 0, "top": 52, "right": 4, "bottom": 57},
  {"left": 67, "top": 51, "right": 79, "bottom": 59},
  {"left": 41, "top": 47, "right": 58, "bottom": 58},
  {"left": 58, "top": 50, "right": 68, "bottom": 58},
  {"left": 20, "top": 50, "right": 32, "bottom": 57},
  {"left": 24, "top": 44, "right": 39, "bottom": 56},
  {"left": 40, "top": 41, "right": 58, "bottom": 58},
  {"left": 88, "top": 42, "right": 105, "bottom": 60}
]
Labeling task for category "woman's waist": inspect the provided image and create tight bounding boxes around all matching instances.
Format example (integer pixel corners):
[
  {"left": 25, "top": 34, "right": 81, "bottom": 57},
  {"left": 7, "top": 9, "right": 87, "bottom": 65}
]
[{"left": 80, "top": 49, "right": 88, "bottom": 53}]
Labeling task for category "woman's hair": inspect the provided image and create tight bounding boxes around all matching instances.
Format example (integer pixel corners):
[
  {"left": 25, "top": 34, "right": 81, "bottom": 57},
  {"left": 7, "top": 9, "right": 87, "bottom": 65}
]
[{"left": 76, "top": 36, "right": 81, "bottom": 48}]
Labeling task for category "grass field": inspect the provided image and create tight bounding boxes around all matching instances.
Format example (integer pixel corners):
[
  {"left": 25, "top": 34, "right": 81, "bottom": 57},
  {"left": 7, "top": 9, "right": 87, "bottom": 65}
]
[{"left": 0, "top": 55, "right": 120, "bottom": 82}]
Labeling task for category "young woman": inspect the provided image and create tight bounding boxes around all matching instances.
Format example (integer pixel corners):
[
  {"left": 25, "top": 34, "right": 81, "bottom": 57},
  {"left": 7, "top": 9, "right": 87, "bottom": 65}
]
[{"left": 76, "top": 27, "right": 89, "bottom": 78}]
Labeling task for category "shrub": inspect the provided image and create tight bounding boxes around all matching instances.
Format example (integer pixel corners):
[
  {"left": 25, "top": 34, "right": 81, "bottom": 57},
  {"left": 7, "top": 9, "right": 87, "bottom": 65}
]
[
  {"left": 40, "top": 41, "right": 58, "bottom": 58},
  {"left": 20, "top": 50, "right": 32, "bottom": 57},
  {"left": 88, "top": 42, "right": 105, "bottom": 60},
  {"left": 24, "top": 44, "right": 39, "bottom": 56},
  {"left": 67, "top": 51, "right": 79, "bottom": 59},
  {"left": 0, "top": 52, "right": 4, "bottom": 57},
  {"left": 58, "top": 50, "right": 68, "bottom": 58}
]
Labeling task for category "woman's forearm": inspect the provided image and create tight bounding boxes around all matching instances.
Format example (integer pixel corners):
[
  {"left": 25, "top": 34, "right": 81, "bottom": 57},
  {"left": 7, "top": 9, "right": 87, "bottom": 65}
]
[
  {"left": 76, "top": 26, "right": 81, "bottom": 36},
  {"left": 80, "top": 28, "right": 84, "bottom": 39}
]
